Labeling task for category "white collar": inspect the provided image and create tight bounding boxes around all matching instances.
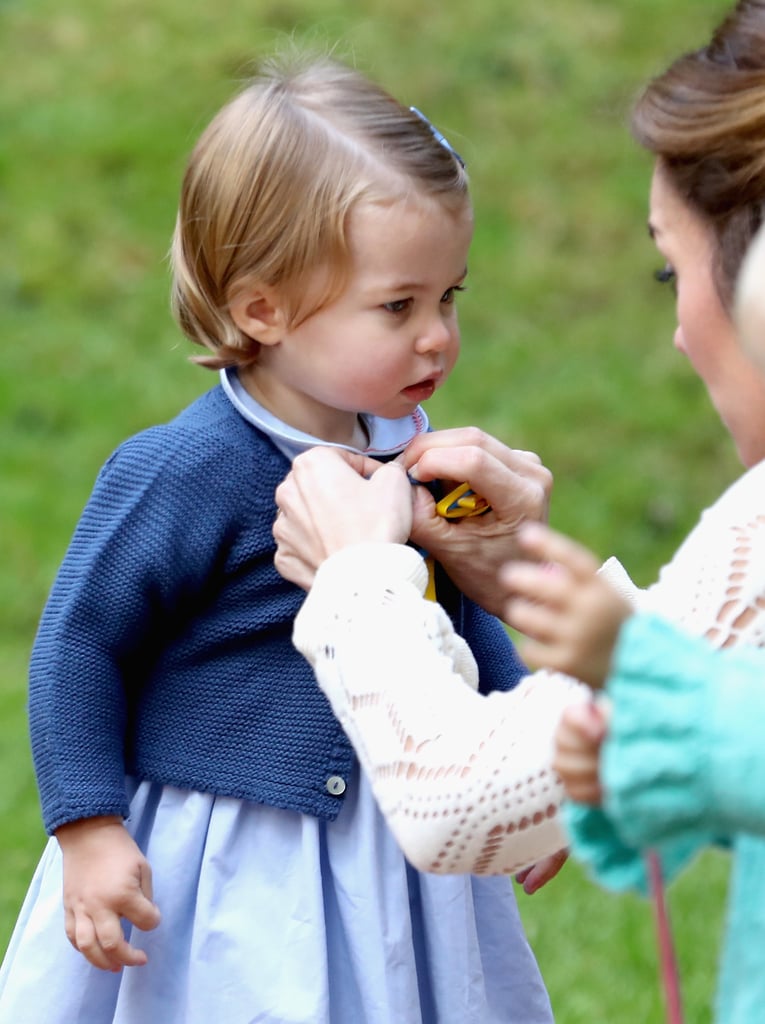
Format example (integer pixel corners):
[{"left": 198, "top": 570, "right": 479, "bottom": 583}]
[{"left": 220, "top": 367, "right": 430, "bottom": 461}]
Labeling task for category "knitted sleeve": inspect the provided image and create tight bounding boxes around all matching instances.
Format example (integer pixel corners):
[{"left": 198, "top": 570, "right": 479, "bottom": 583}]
[
  {"left": 564, "top": 463, "right": 765, "bottom": 891},
  {"left": 640, "top": 463, "right": 765, "bottom": 647},
  {"left": 597, "top": 463, "right": 765, "bottom": 646},
  {"left": 29, "top": 418, "right": 270, "bottom": 833},
  {"left": 293, "top": 543, "right": 589, "bottom": 875},
  {"left": 563, "top": 615, "right": 765, "bottom": 892},
  {"left": 605, "top": 615, "right": 765, "bottom": 842}
]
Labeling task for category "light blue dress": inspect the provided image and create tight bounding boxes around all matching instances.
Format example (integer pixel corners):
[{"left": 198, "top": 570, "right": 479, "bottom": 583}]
[{"left": 0, "top": 374, "right": 553, "bottom": 1024}]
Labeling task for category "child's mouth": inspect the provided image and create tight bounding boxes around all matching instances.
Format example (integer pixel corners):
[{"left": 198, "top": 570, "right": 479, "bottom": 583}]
[{"left": 402, "top": 376, "right": 439, "bottom": 402}]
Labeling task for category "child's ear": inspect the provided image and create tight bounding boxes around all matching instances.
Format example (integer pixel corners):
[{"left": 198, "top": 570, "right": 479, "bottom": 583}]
[{"left": 229, "top": 283, "right": 287, "bottom": 346}]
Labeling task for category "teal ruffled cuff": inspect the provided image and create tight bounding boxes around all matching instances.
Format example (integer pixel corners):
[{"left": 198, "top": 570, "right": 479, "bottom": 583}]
[
  {"left": 600, "top": 614, "right": 717, "bottom": 849},
  {"left": 563, "top": 802, "right": 647, "bottom": 892},
  {"left": 599, "top": 613, "right": 765, "bottom": 846},
  {"left": 562, "top": 612, "right": 759, "bottom": 893},
  {"left": 563, "top": 801, "right": 710, "bottom": 897}
]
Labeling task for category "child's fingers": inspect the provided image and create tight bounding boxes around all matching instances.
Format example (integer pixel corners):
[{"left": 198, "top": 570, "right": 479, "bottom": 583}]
[
  {"left": 515, "top": 637, "right": 569, "bottom": 674},
  {"left": 515, "top": 523, "right": 601, "bottom": 580},
  {"left": 515, "top": 849, "right": 569, "bottom": 895},
  {"left": 504, "top": 601, "right": 550, "bottom": 643},
  {"left": 70, "top": 911, "right": 107, "bottom": 970},
  {"left": 123, "top": 864, "right": 161, "bottom": 933},
  {"left": 553, "top": 704, "right": 605, "bottom": 804},
  {"left": 552, "top": 746, "right": 602, "bottom": 800},
  {"left": 500, "top": 561, "right": 575, "bottom": 608},
  {"left": 557, "top": 771, "right": 603, "bottom": 806},
  {"left": 94, "top": 913, "right": 148, "bottom": 971},
  {"left": 71, "top": 910, "right": 131, "bottom": 972},
  {"left": 503, "top": 596, "right": 567, "bottom": 645},
  {"left": 559, "top": 701, "right": 608, "bottom": 744}
]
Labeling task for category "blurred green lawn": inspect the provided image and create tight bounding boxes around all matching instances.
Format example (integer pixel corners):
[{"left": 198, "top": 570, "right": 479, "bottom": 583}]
[{"left": 1, "top": 0, "right": 739, "bottom": 1020}]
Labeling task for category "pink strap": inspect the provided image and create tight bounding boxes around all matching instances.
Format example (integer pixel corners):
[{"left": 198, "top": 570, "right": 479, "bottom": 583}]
[{"left": 646, "top": 850, "right": 684, "bottom": 1024}]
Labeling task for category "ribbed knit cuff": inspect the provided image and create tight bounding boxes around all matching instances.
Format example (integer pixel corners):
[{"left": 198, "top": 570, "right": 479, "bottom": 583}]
[
  {"left": 564, "top": 800, "right": 709, "bottom": 896},
  {"left": 601, "top": 614, "right": 717, "bottom": 849}
]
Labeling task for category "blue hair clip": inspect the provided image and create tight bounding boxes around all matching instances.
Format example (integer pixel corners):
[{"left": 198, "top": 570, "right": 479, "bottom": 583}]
[{"left": 409, "top": 106, "right": 465, "bottom": 169}]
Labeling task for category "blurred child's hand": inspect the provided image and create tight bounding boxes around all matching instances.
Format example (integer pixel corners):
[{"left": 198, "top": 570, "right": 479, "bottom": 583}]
[
  {"left": 553, "top": 701, "right": 610, "bottom": 805},
  {"left": 499, "top": 523, "right": 632, "bottom": 688},
  {"left": 55, "top": 816, "right": 161, "bottom": 972},
  {"left": 514, "top": 848, "right": 569, "bottom": 895}
]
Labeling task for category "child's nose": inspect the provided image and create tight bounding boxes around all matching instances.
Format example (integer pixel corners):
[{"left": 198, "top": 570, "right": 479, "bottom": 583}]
[{"left": 416, "top": 316, "right": 454, "bottom": 353}]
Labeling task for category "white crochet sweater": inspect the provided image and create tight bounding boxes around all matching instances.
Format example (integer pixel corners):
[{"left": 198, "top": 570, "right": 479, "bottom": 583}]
[{"left": 293, "top": 459, "right": 765, "bottom": 876}]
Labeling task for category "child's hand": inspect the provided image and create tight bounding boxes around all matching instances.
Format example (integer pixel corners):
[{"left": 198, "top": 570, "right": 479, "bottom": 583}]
[
  {"left": 514, "top": 848, "right": 569, "bottom": 895},
  {"left": 55, "top": 816, "right": 161, "bottom": 972},
  {"left": 500, "top": 523, "right": 632, "bottom": 688},
  {"left": 553, "top": 701, "right": 610, "bottom": 805}
]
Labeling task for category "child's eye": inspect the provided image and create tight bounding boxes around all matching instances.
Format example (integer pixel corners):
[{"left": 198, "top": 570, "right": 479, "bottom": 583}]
[
  {"left": 441, "top": 284, "right": 467, "bottom": 304},
  {"left": 383, "top": 298, "right": 412, "bottom": 314},
  {"left": 654, "top": 264, "right": 677, "bottom": 294}
]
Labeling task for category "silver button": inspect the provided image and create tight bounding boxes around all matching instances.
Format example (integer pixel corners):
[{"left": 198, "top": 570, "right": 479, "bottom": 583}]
[{"left": 326, "top": 775, "right": 347, "bottom": 796}]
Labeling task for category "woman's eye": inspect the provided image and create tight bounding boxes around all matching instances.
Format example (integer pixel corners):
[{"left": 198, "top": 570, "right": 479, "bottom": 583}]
[
  {"left": 383, "top": 298, "right": 411, "bottom": 314},
  {"left": 441, "top": 284, "right": 467, "bottom": 304},
  {"left": 654, "top": 264, "right": 677, "bottom": 294}
]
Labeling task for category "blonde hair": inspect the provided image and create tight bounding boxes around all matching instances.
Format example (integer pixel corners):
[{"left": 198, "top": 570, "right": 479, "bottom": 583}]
[
  {"left": 631, "top": 0, "right": 765, "bottom": 307},
  {"left": 170, "top": 53, "right": 470, "bottom": 369}
]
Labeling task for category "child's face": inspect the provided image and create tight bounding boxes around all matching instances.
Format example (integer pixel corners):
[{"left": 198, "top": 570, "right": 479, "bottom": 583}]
[{"left": 246, "top": 195, "right": 473, "bottom": 447}]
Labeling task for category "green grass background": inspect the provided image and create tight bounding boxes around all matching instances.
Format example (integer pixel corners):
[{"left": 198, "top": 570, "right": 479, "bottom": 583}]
[{"left": 1, "top": 0, "right": 740, "bottom": 1020}]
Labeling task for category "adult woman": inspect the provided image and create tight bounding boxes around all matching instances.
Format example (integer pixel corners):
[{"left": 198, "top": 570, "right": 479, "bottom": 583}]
[
  {"left": 274, "top": 2, "right": 765, "bottom": 1017},
  {"left": 501, "top": 127, "right": 765, "bottom": 1024},
  {"left": 502, "top": 220, "right": 765, "bottom": 1024}
]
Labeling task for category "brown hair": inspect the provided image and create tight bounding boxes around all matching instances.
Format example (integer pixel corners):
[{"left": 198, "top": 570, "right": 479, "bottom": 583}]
[
  {"left": 631, "top": 0, "right": 765, "bottom": 306},
  {"left": 170, "top": 52, "right": 469, "bottom": 369}
]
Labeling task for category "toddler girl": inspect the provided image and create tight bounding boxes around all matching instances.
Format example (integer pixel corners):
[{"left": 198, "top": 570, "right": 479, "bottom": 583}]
[{"left": 0, "top": 53, "right": 553, "bottom": 1024}]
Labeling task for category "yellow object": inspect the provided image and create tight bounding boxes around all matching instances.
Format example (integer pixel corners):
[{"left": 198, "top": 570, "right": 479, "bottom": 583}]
[
  {"left": 434, "top": 482, "right": 491, "bottom": 519},
  {"left": 425, "top": 483, "right": 491, "bottom": 600},
  {"left": 424, "top": 556, "right": 437, "bottom": 602}
]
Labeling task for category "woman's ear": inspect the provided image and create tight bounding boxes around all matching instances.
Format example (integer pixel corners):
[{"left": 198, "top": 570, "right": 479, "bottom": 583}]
[{"left": 229, "top": 284, "right": 287, "bottom": 346}]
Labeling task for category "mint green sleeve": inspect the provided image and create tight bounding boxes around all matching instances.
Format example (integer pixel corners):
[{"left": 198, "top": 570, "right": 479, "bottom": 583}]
[{"left": 565, "top": 613, "right": 765, "bottom": 893}]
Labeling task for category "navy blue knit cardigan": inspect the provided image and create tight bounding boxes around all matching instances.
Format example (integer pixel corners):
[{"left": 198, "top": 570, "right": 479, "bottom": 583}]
[{"left": 29, "top": 385, "right": 528, "bottom": 834}]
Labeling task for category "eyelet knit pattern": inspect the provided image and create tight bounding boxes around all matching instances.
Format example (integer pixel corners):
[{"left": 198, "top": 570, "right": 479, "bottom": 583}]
[
  {"left": 637, "top": 466, "right": 765, "bottom": 649},
  {"left": 294, "top": 544, "right": 587, "bottom": 875},
  {"left": 294, "top": 462, "right": 765, "bottom": 876}
]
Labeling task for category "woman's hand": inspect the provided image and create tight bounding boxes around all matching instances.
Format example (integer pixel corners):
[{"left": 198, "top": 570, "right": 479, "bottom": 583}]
[
  {"left": 274, "top": 447, "right": 414, "bottom": 590},
  {"left": 402, "top": 428, "right": 553, "bottom": 617},
  {"left": 500, "top": 523, "right": 632, "bottom": 688},
  {"left": 55, "top": 816, "right": 161, "bottom": 972}
]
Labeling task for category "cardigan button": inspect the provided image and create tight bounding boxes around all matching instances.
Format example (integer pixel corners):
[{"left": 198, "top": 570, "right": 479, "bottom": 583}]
[{"left": 325, "top": 775, "right": 347, "bottom": 796}]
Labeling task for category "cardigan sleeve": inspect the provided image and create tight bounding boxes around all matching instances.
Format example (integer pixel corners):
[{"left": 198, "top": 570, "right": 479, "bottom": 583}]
[
  {"left": 564, "top": 613, "right": 765, "bottom": 893},
  {"left": 293, "top": 543, "right": 589, "bottom": 875},
  {"left": 29, "top": 423, "right": 269, "bottom": 833},
  {"left": 563, "top": 465, "right": 765, "bottom": 892}
]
